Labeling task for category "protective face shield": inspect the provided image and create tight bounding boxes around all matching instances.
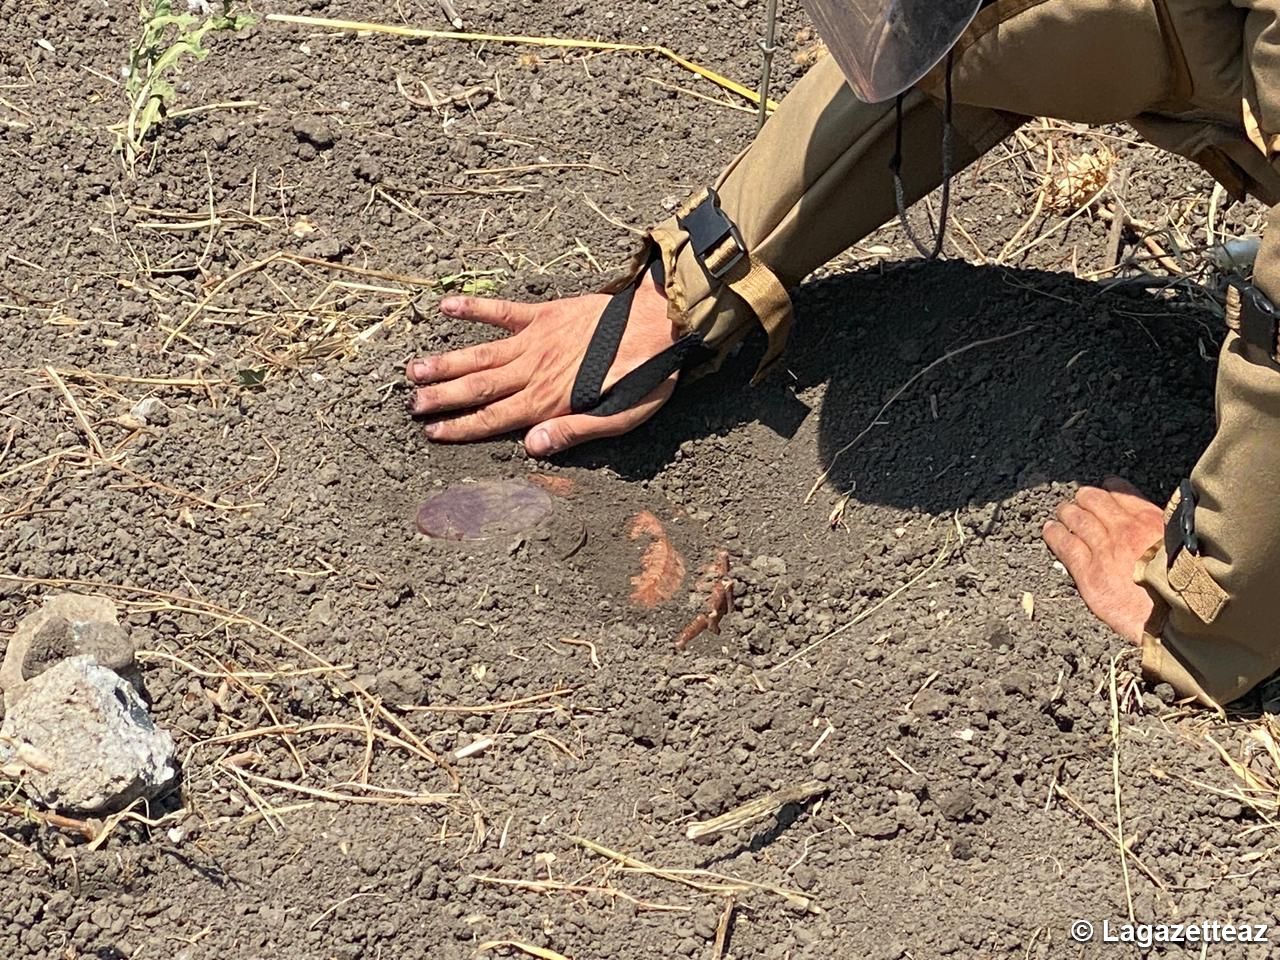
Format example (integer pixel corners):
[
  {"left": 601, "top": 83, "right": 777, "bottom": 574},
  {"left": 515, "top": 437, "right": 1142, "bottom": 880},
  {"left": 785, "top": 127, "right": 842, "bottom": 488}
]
[{"left": 799, "top": 0, "right": 982, "bottom": 103}]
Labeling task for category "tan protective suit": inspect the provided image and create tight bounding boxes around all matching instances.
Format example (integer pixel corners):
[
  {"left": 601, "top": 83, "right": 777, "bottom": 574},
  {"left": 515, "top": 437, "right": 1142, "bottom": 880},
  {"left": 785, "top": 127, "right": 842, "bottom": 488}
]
[{"left": 635, "top": 0, "right": 1280, "bottom": 707}]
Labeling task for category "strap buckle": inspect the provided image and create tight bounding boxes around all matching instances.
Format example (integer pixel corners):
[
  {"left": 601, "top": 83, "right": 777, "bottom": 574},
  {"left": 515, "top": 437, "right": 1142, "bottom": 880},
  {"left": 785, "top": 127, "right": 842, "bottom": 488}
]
[
  {"left": 679, "top": 188, "right": 746, "bottom": 281},
  {"left": 1225, "top": 279, "right": 1280, "bottom": 361},
  {"left": 1165, "top": 478, "right": 1199, "bottom": 568}
]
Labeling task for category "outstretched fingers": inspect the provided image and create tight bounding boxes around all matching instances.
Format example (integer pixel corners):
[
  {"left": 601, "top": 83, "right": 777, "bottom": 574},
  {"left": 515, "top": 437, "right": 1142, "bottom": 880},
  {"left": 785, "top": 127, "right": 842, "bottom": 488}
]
[
  {"left": 440, "top": 295, "right": 539, "bottom": 332},
  {"left": 422, "top": 394, "right": 541, "bottom": 442},
  {"left": 408, "top": 364, "right": 528, "bottom": 416},
  {"left": 406, "top": 337, "right": 520, "bottom": 385}
]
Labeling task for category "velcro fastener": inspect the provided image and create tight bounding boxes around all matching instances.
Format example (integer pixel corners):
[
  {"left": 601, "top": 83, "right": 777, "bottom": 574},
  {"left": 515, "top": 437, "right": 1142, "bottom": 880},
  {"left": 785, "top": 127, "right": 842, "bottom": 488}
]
[
  {"left": 1166, "top": 549, "right": 1229, "bottom": 625},
  {"left": 1161, "top": 483, "right": 1229, "bottom": 625}
]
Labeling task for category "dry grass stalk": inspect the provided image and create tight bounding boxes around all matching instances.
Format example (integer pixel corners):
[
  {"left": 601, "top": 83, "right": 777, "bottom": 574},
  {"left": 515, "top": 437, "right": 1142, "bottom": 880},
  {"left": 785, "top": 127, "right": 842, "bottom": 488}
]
[
  {"left": 40, "top": 368, "right": 225, "bottom": 389},
  {"left": 476, "top": 941, "right": 569, "bottom": 960},
  {"left": 220, "top": 765, "right": 454, "bottom": 807},
  {"left": 43, "top": 367, "right": 106, "bottom": 460},
  {"left": 264, "top": 14, "right": 777, "bottom": 109},
  {"left": 398, "top": 687, "right": 574, "bottom": 715},
  {"left": 1108, "top": 657, "right": 1135, "bottom": 921},
  {"left": 1197, "top": 717, "right": 1280, "bottom": 828},
  {"left": 1053, "top": 784, "right": 1167, "bottom": 893},
  {"left": 570, "top": 835, "right": 816, "bottom": 912},
  {"left": 712, "top": 897, "right": 736, "bottom": 960},
  {"left": 473, "top": 875, "right": 687, "bottom": 912},
  {"left": 685, "top": 780, "right": 827, "bottom": 840},
  {"left": 0, "top": 802, "right": 100, "bottom": 842}
]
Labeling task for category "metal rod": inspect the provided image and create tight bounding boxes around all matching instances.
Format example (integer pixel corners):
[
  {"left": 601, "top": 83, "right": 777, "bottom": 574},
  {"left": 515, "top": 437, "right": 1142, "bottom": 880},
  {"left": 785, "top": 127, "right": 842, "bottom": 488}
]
[{"left": 756, "top": 0, "right": 779, "bottom": 131}]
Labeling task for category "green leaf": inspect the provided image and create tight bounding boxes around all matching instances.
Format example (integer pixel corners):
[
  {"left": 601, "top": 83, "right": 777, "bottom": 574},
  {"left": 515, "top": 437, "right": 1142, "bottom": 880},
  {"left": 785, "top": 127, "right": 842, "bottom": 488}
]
[
  {"left": 461, "top": 278, "right": 502, "bottom": 296},
  {"left": 237, "top": 368, "right": 268, "bottom": 388}
]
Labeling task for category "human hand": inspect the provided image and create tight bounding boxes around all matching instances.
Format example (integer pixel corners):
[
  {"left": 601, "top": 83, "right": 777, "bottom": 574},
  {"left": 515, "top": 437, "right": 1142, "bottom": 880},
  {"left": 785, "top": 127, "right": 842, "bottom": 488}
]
[{"left": 406, "top": 272, "right": 680, "bottom": 457}]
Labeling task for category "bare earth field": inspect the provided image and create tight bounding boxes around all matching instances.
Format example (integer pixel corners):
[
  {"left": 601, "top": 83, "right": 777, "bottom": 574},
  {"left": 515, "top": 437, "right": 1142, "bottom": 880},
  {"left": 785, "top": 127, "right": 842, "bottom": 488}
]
[{"left": 2, "top": 2, "right": 1280, "bottom": 958}]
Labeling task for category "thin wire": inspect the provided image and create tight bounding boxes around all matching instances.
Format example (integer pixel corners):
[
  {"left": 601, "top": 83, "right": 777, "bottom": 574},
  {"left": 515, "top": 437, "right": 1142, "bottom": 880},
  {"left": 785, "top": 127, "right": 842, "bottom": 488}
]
[
  {"left": 890, "top": 51, "right": 955, "bottom": 260},
  {"left": 756, "top": 0, "right": 779, "bottom": 131}
]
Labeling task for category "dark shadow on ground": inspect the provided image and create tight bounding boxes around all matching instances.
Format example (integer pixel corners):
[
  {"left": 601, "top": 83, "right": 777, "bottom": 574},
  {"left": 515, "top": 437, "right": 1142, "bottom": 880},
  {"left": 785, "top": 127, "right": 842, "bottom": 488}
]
[{"left": 564, "top": 260, "right": 1219, "bottom": 511}]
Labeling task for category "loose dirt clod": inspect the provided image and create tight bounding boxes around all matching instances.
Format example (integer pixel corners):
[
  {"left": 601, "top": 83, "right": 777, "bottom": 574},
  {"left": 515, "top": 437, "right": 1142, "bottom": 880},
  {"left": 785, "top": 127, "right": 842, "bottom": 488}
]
[{"left": 1, "top": 593, "right": 135, "bottom": 707}]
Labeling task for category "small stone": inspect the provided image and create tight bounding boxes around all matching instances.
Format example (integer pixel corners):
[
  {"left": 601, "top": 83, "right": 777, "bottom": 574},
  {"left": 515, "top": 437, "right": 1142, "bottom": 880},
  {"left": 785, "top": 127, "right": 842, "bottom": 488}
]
[
  {"left": 301, "top": 236, "right": 349, "bottom": 262},
  {"left": 23, "top": 617, "right": 135, "bottom": 682},
  {"left": 2, "top": 593, "right": 134, "bottom": 705},
  {"left": 749, "top": 555, "right": 787, "bottom": 578},
  {"left": 857, "top": 815, "right": 899, "bottom": 839},
  {"left": 623, "top": 704, "right": 665, "bottom": 747},
  {"left": 936, "top": 786, "right": 975, "bottom": 822},
  {"left": 691, "top": 776, "right": 734, "bottom": 815},
  {"left": 292, "top": 115, "right": 335, "bottom": 149},
  {"left": 911, "top": 688, "right": 950, "bottom": 718},
  {"left": 0, "top": 656, "right": 177, "bottom": 813},
  {"left": 131, "top": 397, "right": 170, "bottom": 426},
  {"left": 692, "top": 904, "right": 720, "bottom": 940},
  {"left": 791, "top": 864, "right": 817, "bottom": 890},
  {"left": 370, "top": 667, "right": 425, "bottom": 704},
  {"left": 353, "top": 153, "right": 383, "bottom": 183}
]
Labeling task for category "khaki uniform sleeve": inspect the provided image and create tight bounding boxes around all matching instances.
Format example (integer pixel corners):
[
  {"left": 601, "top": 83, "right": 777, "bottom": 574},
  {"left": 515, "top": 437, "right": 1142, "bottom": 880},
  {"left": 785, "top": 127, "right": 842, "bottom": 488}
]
[
  {"left": 1137, "top": 3, "right": 1280, "bottom": 707},
  {"left": 621, "top": 55, "right": 1017, "bottom": 381}
]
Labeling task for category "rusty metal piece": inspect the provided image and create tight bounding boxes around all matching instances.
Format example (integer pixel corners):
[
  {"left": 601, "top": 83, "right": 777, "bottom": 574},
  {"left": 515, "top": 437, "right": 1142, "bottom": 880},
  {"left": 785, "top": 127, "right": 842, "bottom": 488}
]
[{"left": 676, "top": 551, "right": 733, "bottom": 650}]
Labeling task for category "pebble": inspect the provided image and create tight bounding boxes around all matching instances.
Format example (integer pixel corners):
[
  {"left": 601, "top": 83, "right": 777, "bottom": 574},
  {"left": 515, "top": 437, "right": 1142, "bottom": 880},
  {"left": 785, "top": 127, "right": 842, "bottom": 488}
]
[
  {"left": 292, "top": 115, "right": 335, "bottom": 149},
  {"left": 131, "top": 396, "right": 170, "bottom": 426},
  {"left": 750, "top": 555, "right": 787, "bottom": 577}
]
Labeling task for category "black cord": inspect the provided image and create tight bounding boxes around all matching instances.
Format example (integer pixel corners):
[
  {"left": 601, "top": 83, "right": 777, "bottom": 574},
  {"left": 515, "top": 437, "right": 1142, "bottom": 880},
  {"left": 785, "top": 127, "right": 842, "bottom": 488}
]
[{"left": 890, "top": 51, "right": 955, "bottom": 260}]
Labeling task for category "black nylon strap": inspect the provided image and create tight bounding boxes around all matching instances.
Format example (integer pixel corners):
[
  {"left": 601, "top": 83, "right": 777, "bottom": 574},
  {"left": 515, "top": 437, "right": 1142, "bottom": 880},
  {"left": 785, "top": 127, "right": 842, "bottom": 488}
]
[
  {"left": 570, "top": 280, "right": 637, "bottom": 414},
  {"left": 583, "top": 333, "right": 713, "bottom": 418},
  {"left": 1165, "top": 478, "right": 1199, "bottom": 568},
  {"left": 569, "top": 260, "right": 713, "bottom": 417}
]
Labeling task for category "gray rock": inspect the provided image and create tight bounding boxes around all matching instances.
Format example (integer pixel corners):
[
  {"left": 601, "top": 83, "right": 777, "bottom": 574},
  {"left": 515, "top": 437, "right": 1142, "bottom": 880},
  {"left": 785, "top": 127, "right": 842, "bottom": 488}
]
[
  {"left": 23, "top": 617, "right": 135, "bottom": 682},
  {"left": 370, "top": 667, "right": 426, "bottom": 704},
  {"left": 691, "top": 776, "right": 734, "bottom": 815},
  {"left": 0, "top": 656, "right": 177, "bottom": 813},
  {"left": 130, "top": 396, "right": 170, "bottom": 426},
  {"left": 300, "top": 236, "right": 350, "bottom": 262},
  {"left": 749, "top": 555, "right": 788, "bottom": 578}
]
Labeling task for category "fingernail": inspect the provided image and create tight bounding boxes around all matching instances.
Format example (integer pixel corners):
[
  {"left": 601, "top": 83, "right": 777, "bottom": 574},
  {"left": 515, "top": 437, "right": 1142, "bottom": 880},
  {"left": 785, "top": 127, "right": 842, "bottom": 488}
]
[
  {"left": 440, "top": 297, "right": 462, "bottom": 317},
  {"left": 424, "top": 422, "right": 440, "bottom": 439},
  {"left": 408, "top": 360, "right": 429, "bottom": 380},
  {"left": 528, "top": 428, "right": 552, "bottom": 455}
]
